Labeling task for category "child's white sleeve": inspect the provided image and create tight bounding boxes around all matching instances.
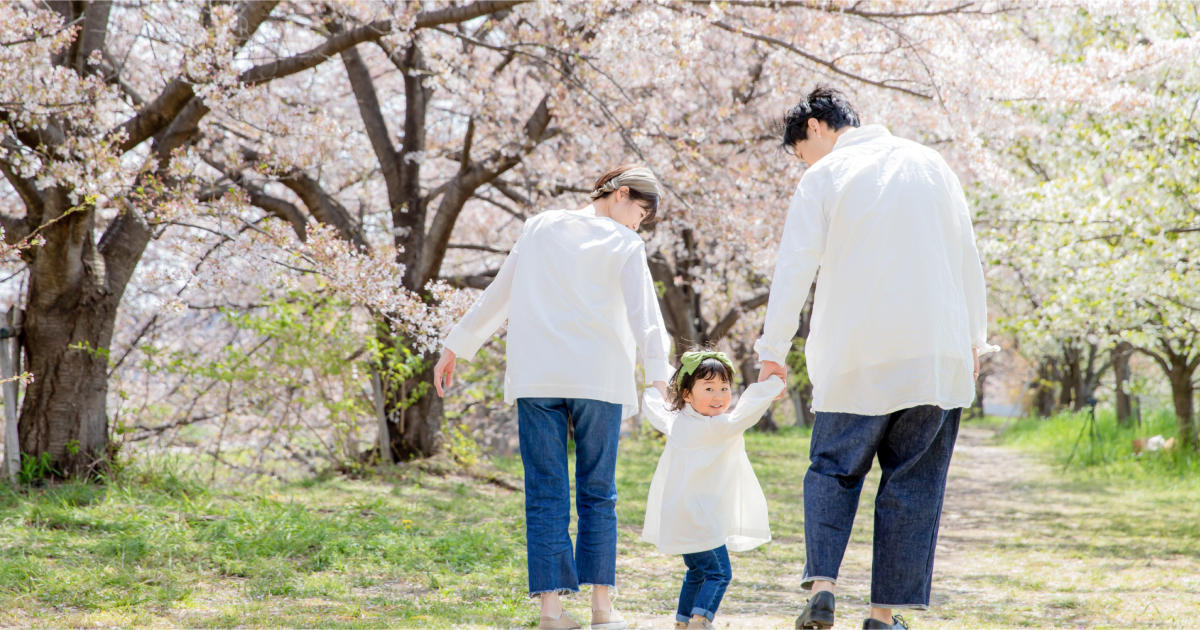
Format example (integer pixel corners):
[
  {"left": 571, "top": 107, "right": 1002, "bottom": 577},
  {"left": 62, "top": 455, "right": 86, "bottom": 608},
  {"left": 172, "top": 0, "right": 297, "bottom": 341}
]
[
  {"left": 723, "top": 376, "right": 786, "bottom": 435},
  {"left": 641, "top": 387, "right": 676, "bottom": 435}
]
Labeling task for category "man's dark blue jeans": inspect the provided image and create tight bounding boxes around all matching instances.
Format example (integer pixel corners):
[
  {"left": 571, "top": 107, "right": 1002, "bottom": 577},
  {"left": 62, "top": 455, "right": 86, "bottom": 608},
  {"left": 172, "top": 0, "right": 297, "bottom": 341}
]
[
  {"left": 517, "top": 397, "right": 622, "bottom": 597},
  {"left": 676, "top": 544, "right": 732, "bottom": 623},
  {"left": 801, "top": 405, "right": 960, "bottom": 609}
]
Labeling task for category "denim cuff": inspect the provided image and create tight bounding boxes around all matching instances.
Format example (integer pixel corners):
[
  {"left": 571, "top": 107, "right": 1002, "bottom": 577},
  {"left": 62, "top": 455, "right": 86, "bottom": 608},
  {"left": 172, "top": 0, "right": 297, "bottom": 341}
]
[
  {"left": 690, "top": 607, "right": 715, "bottom": 621},
  {"left": 869, "top": 602, "right": 929, "bottom": 611},
  {"left": 676, "top": 613, "right": 692, "bottom": 624},
  {"left": 800, "top": 576, "right": 838, "bottom": 590},
  {"left": 528, "top": 587, "right": 577, "bottom": 599}
]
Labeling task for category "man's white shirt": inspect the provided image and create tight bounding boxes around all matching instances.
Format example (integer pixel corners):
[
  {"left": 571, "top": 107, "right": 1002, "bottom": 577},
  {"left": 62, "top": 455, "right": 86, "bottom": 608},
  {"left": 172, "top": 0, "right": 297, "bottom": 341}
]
[{"left": 755, "top": 124, "right": 998, "bottom": 415}]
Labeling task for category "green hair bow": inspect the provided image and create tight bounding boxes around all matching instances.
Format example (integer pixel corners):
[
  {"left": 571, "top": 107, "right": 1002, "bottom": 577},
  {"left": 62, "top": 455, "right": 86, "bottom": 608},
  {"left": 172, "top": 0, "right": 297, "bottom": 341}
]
[{"left": 678, "top": 350, "right": 734, "bottom": 387}]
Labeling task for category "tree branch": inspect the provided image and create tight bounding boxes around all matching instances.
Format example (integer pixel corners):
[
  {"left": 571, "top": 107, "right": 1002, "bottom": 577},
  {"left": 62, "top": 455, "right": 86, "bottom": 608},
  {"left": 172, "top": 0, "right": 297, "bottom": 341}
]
[
  {"left": 686, "top": 0, "right": 1006, "bottom": 19},
  {"left": 113, "top": 1, "right": 278, "bottom": 153},
  {"left": 707, "top": 291, "right": 771, "bottom": 342},
  {"left": 339, "top": 37, "right": 402, "bottom": 204},
  {"left": 239, "top": 1, "right": 527, "bottom": 87},
  {"left": 416, "top": 94, "right": 552, "bottom": 286},
  {"left": 75, "top": 1, "right": 112, "bottom": 76},
  {"left": 440, "top": 270, "right": 500, "bottom": 290},
  {"left": 661, "top": 2, "right": 933, "bottom": 100}
]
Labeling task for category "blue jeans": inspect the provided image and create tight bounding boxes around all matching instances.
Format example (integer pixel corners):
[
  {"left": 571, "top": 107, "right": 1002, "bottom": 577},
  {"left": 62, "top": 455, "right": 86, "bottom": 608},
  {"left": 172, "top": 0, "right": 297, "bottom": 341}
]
[
  {"left": 517, "top": 397, "right": 622, "bottom": 597},
  {"left": 801, "top": 405, "right": 960, "bottom": 609},
  {"left": 676, "top": 545, "right": 731, "bottom": 623}
]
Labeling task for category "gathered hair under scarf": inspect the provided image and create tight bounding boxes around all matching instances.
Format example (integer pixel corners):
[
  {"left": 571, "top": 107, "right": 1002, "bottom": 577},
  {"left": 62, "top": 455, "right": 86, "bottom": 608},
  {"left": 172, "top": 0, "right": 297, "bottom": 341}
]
[{"left": 589, "top": 166, "right": 661, "bottom": 200}]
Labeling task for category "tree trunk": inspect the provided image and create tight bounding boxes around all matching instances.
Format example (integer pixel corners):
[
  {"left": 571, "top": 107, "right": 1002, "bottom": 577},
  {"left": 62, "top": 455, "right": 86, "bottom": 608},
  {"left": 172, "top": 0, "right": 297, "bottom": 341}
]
[
  {"left": 1031, "top": 359, "right": 1058, "bottom": 418},
  {"left": 1060, "top": 344, "right": 1080, "bottom": 410},
  {"left": 790, "top": 385, "right": 814, "bottom": 428},
  {"left": 1167, "top": 360, "right": 1197, "bottom": 451},
  {"left": 1113, "top": 341, "right": 1133, "bottom": 427},
  {"left": 17, "top": 205, "right": 119, "bottom": 479},
  {"left": 387, "top": 354, "right": 443, "bottom": 460}
]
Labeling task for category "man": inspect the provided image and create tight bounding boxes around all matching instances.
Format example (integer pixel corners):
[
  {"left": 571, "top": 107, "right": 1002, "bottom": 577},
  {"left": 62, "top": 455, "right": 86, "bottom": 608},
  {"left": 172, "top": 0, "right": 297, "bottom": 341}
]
[{"left": 755, "top": 87, "right": 996, "bottom": 630}]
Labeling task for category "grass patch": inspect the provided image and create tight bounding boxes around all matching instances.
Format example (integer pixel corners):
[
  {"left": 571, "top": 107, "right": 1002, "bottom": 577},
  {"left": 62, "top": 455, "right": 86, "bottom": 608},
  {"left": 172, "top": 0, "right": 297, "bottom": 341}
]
[
  {"left": 997, "top": 407, "right": 1200, "bottom": 481},
  {"left": 0, "top": 414, "right": 1197, "bottom": 628}
]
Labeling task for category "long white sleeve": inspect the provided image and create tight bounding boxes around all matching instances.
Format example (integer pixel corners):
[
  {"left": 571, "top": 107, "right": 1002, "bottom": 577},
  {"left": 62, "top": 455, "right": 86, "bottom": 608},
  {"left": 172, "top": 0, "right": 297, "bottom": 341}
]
[
  {"left": 754, "top": 176, "right": 830, "bottom": 365},
  {"left": 640, "top": 387, "right": 676, "bottom": 435},
  {"left": 621, "top": 246, "right": 673, "bottom": 384},
  {"left": 948, "top": 173, "right": 1000, "bottom": 356},
  {"left": 722, "top": 376, "right": 785, "bottom": 436},
  {"left": 443, "top": 236, "right": 522, "bottom": 359}
]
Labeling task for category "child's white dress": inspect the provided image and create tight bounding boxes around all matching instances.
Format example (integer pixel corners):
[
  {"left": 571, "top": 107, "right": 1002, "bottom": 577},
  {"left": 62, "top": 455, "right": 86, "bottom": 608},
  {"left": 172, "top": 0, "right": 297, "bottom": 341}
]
[{"left": 640, "top": 376, "right": 785, "bottom": 555}]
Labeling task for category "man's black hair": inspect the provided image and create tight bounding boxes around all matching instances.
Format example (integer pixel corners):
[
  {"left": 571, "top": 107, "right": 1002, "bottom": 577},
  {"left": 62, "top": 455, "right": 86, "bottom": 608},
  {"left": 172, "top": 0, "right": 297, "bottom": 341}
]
[{"left": 781, "top": 86, "right": 861, "bottom": 148}]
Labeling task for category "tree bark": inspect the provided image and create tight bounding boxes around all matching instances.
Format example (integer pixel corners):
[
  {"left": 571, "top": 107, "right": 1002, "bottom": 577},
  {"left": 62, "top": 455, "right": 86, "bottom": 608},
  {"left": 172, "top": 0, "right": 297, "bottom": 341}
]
[
  {"left": 16, "top": 194, "right": 118, "bottom": 478},
  {"left": 1113, "top": 341, "right": 1133, "bottom": 427},
  {"left": 1031, "top": 358, "right": 1058, "bottom": 418},
  {"left": 1168, "top": 365, "right": 1196, "bottom": 451}
]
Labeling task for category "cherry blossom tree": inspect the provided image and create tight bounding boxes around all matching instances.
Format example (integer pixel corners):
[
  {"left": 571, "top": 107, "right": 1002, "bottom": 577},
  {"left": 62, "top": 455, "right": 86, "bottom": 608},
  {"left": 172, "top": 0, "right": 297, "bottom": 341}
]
[
  {"left": 0, "top": 0, "right": 522, "bottom": 477},
  {"left": 978, "top": 3, "right": 1200, "bottom": 445}
]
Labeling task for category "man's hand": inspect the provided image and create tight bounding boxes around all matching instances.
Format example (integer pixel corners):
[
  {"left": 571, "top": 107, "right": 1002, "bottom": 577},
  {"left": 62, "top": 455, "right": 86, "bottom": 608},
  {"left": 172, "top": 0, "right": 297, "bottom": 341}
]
[
  {"left": 758, "top": 360, "right": 788, "bottom": 400},
  {"left": 433, "top": 348, "right": 457, "bottom": 398},
  {"left": 758, "top": 360, "right": 787, "bottom": 382}
]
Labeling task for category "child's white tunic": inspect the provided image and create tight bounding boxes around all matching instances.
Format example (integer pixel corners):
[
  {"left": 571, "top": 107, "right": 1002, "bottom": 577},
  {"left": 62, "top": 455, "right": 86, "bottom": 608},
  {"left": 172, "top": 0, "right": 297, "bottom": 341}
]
[
  {"left": 443, "top": 208, "right": 672, "bottom": 418},
  {"left": 641, "top": 377, "right": 784, "bottom": 555}
]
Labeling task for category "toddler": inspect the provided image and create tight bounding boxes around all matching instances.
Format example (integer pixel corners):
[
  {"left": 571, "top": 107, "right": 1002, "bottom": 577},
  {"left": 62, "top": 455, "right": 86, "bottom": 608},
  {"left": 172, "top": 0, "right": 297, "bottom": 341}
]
[{"left": 641, "top": 350, "right": 784, "bottom": 629}]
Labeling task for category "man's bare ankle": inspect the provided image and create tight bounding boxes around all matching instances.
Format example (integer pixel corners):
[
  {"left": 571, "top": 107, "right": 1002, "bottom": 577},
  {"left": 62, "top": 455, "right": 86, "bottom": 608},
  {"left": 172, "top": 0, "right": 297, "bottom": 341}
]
[{"left": 810, "top": 580, "right": 836, "bottom": 595}]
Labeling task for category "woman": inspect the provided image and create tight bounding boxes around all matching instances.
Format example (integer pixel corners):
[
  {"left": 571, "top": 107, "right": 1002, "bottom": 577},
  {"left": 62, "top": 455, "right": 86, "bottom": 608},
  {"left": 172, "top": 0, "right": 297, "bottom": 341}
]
[{"left": 433, "top": 165, "right": 672, "bottom": 630}]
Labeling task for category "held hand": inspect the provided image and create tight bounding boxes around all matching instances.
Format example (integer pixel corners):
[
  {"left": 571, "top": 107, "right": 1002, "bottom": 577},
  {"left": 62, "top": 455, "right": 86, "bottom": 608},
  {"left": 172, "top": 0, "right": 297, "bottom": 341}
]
[
  {"left": 758, "top": 360, "right": 788, "bottom": 400},
  {"left": 651, "top": 380, "right": 669, "bottom": 399},
  {"left": 433, "top": 348, "right": 457, "bottom": 398}
]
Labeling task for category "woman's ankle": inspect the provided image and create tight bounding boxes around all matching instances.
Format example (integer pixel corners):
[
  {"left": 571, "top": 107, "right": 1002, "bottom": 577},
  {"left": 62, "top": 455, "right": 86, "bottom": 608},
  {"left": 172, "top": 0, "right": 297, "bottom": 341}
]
[
  {"left": 591, "top": 584, "right": 613, "bottom": 610},
  {"left": 540, "top": 593, "right": 563, "bottom": 617}
]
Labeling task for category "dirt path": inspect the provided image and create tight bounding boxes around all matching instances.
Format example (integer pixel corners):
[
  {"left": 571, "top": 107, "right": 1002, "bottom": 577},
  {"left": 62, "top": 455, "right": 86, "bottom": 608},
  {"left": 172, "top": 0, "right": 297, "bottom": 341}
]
[{"left": 605, "top": 424, "right": 1200, "bottom": 629}]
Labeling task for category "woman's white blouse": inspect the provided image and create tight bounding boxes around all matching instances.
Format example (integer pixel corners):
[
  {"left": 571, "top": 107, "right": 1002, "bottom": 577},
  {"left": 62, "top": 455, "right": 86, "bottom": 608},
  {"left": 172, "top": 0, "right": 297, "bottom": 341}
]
[
  {"left": 755, "top": 124, "right": 999, "bottom": 416},
  {"left": 640, "top": 377, "right": 784, "bottom": 555},
  {"left": 443, "top": 208, "right": 673, "bottom": 418}
]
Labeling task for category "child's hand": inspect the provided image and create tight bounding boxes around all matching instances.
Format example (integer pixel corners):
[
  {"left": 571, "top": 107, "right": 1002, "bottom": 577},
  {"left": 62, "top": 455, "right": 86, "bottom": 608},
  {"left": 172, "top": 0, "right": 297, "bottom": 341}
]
[{"left": 757, "top": 361, "right": 788, "bottom": 400}]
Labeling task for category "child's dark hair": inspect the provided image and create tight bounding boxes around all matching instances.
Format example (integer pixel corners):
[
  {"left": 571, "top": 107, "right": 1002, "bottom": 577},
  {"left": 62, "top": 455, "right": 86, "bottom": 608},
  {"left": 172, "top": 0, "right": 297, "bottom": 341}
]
[
  {"left": 667, "top": 354, "right": 735, "bottom": 411},
  {"left": 781, "top": 86, "right": 861, "bottom": 149}
]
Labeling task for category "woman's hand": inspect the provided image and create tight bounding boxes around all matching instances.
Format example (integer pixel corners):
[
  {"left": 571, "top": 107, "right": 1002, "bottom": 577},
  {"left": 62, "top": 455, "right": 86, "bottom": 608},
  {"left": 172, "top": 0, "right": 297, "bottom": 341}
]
[
  {"left": 651, "top": 380, "right": 669, "bottom": 399},
  {"left": 433, "top": 348, "right": 457, "bottom": 397}
]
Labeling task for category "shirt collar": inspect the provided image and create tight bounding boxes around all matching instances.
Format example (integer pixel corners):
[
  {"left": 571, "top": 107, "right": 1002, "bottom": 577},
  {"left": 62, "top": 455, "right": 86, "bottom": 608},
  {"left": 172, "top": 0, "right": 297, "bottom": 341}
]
[{"left": 832, "top": 124, "right": 891, "bottom": 151}]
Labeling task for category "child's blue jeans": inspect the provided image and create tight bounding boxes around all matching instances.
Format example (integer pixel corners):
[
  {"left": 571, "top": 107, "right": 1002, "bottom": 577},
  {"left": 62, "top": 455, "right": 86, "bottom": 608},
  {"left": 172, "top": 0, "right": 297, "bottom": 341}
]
[
  {"left": 676, "top": 545, "right": 731, "bottom": 623},
  {"left": 517, "top": 397, "right": 622, "bottom": 597},
  {"left": 801, "top": 405, "right": 960, "bottom": 609}
]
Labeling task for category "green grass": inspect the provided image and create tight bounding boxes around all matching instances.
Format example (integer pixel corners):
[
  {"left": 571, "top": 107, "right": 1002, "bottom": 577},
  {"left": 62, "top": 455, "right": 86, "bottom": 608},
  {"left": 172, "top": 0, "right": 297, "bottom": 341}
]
[
  {"left": 997, "top": 407, "right": 1200, "bottom": 481},
  {"left": 1, "top": 414, "right": 1198, "bottom": 628},
  {"left": 0, "top": 455, "right": 531, "bottom": 628}
]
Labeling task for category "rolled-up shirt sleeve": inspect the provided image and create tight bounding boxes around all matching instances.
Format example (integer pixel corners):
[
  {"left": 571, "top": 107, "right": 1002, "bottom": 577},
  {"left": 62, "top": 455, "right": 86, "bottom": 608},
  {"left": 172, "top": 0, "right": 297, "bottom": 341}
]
[
  {"left": 443, "top": 236, "right": 522, "bottom": 359},
  {"left": 754, "top": 174, "right": 830, "bottom": 365},
  {"left": 621, "top": 245, "right": 673, "bottom": 384}
]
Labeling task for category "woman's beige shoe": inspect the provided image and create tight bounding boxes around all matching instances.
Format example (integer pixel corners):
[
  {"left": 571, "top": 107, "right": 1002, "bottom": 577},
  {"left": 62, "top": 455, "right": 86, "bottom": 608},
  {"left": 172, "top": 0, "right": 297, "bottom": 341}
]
[
  {"left": 539, "top": 610, "right": 582, "bottom": 630},
  {"left": 675, "top": 621, "right": 690, "bottom": 629},
  {"left": 686, "top": 616, "right": 714, "bottom": 630},
  {"left": 590, "top": 605, "right": 628, "bottom": 629}
]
